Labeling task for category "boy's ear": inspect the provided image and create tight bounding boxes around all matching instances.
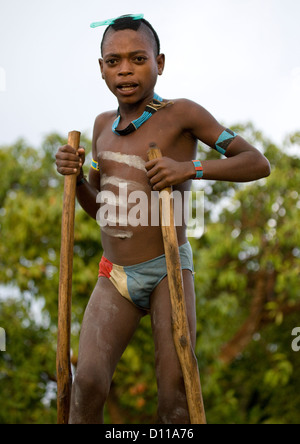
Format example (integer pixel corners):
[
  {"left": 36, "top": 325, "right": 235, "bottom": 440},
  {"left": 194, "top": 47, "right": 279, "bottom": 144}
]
[
  {"left": 157, "top": 54, "right": 165, "bottom": 76},
  {"left": 99, "top": 58, "right": 105, "bottom": 79}
]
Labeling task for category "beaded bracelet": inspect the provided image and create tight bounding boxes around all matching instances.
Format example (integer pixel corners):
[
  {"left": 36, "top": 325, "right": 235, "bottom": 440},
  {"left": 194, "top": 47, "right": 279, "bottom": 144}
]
[{"left": 192, "top": 160, "right": 203, "bottom": 180}]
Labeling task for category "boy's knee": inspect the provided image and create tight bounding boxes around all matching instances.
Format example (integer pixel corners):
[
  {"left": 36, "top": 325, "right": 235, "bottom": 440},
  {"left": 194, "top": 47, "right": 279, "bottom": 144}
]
[
  {"left": 157, "top": 386, "right": 190, "bottom": 424},
  {"left": 72, "top": 369, "right": 110, "bottom": 408}
]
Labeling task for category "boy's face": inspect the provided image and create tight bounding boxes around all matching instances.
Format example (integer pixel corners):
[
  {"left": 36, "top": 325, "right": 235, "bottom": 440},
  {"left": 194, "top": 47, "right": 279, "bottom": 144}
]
[{"left": 99, "top": 27, "right": 165, "bottom": 105}]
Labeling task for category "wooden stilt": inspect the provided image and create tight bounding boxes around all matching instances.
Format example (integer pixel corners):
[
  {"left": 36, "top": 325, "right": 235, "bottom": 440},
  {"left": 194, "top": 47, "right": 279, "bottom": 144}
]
[
  {"left": 57, "top": 130, "right": 81, "bottom": 424},
  {"left": 148, "top": 144, "right": 206, "bottom": 424}
]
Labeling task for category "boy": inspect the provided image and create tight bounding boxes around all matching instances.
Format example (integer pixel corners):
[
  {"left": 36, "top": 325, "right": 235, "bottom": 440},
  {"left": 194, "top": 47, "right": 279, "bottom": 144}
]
[{"left": 56, "top": 15, "right": 270, "bottom": 424}]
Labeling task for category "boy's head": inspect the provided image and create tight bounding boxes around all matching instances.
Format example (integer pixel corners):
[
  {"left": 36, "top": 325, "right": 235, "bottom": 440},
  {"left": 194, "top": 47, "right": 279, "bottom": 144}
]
[
  {"left": 101, "top": 15, "right": 161, "bottom": 57},
  {"left": 98, "top": 15, "right": 165, "bottom": 103}
]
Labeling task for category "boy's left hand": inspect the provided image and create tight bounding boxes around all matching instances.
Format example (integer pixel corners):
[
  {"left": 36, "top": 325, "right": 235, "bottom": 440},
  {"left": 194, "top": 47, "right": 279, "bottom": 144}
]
[{"left": 145, "top": 157, "right": 195, "bottom": 191}]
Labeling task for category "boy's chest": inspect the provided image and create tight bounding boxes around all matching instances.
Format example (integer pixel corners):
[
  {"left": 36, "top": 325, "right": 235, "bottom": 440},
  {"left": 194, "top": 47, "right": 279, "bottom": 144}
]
[{"left": 96, "top": 112, "right": 196, "bottom": 167}]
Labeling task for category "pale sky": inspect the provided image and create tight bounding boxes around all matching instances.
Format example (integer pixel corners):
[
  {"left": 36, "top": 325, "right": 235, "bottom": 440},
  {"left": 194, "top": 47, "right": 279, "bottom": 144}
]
[{"left": 0, "top": 0, "right": 299, "bottom": 148}]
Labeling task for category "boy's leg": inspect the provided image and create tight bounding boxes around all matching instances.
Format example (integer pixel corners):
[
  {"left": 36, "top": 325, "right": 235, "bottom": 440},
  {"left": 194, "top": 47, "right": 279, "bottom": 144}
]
[
  {"left": 150, "top": 270, "right": 197, "bottom": 424},
  {"left": 69, "top": 277, "right": 145, "bottom": 424}
]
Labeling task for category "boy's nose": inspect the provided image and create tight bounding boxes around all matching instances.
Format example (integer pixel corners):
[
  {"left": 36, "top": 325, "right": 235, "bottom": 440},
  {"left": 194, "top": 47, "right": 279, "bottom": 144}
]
[{"left": 118, "top": 60, "right": 134, "bottom": 76}]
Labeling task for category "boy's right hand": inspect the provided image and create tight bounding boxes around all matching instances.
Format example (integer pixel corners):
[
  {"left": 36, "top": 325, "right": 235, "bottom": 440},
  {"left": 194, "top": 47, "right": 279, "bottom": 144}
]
[{"left": 55, "top": 145, "right": 86, "bottom": 176}]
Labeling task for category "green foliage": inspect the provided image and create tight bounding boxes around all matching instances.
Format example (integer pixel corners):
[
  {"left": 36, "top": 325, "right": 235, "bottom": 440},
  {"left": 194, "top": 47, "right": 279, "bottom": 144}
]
[
  {"left": 0, "top": 125, "right": 300, "bottom": 424},
  {"left": 190, "top": 123, "right": 300, "bottom": 424},
  {"left": 0, "top": 298, "right": 57, "bottom": 424}
]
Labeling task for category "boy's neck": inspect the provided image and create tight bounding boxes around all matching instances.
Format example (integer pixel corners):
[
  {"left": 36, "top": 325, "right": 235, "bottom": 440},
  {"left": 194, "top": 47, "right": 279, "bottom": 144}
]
[{"left": 117, "top": 91, "right": 155, "bottom": 121}]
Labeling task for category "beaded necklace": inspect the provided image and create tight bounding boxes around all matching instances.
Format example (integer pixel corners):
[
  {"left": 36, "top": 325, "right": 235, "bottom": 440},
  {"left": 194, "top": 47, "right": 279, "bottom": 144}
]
[{"left": 112, "top": 93, "right": 169, "bottom": 136}]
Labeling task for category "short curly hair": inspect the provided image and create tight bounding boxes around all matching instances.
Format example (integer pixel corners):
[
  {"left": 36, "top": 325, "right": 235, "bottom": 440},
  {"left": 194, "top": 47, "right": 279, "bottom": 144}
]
[{"left": 101, "top": 16, "right": 161, "bottom": 57}]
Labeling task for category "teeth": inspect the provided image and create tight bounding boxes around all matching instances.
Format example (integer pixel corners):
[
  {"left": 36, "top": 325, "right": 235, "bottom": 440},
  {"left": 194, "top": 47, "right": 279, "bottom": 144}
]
[{"left": 119, "top": 85, "right": 136, "bottom": 91}]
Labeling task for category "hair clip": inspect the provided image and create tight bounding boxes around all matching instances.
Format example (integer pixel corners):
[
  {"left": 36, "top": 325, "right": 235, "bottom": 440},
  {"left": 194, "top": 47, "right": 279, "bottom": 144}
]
[{"left": 90, "top": 14, "right": 144, "bottom": 29}]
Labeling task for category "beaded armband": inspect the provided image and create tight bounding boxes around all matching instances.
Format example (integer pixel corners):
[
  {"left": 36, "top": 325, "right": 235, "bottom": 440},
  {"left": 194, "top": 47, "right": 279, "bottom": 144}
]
[
  {"left": 91, "top": 159, "right": 100, "bottom": 171},
  {"left": 215, "top": 129, "right": 238, "bottom": 155}
]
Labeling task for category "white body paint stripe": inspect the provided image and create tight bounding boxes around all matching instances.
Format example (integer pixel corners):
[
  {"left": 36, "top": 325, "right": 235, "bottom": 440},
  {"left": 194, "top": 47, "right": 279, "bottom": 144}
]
[{"left": 100, "top": 151, "right": 146, "bottom": 172}]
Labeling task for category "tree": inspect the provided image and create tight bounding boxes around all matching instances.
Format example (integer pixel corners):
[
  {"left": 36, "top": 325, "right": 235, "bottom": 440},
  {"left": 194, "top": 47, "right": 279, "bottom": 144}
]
[
  {"left": 191, "top": 124, "right": 300, "bottom": 423},
  {"left": 0, "top": 134, "right": 98, "bottom": 423}
]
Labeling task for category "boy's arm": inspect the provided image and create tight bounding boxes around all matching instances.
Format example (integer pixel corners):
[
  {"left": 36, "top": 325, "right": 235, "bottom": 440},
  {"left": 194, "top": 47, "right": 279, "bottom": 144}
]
[
  {"left": 56, "top": 117, "right": 102, "bottom": 220},
  {"left": 75, "top": 116, "right": 101, "bottom": 219},
  {"left": 185, "top": 100, "right": 271, "bottom": 182},
  {"left": 75, "top": 167, "right": 100, "bottom": 220},
  {"left": 146, "top": 100, "right": 271, "bottom": 190}
]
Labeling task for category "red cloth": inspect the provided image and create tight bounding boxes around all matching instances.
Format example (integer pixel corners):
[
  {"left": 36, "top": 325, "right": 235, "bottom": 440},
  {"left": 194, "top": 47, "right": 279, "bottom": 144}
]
[{"left": 98, "top": 256, "right": 113, "bottom": 278}]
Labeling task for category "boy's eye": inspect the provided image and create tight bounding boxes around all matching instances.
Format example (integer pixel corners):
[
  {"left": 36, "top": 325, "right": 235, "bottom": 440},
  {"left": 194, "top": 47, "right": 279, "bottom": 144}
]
[
  {"left": 106, "top": 59, "right": 118, "bottom": 65},
  {"left": 134, "top": 56, "right": 147, "bottom": 63}
]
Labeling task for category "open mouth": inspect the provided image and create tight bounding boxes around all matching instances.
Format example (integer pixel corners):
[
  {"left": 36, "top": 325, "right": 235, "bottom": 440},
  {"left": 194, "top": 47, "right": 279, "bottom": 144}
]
[{"left": 117, "top": 83, "right": 138, "bottom": 92}]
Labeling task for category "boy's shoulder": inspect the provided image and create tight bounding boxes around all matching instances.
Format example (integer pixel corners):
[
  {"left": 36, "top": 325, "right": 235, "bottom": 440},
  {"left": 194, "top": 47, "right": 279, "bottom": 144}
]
[
  {"left": 165, "top": 98, "right": 205, "bottom": 117},
  {"left": 93, "top": 99, "right": 202, "bottom": 122},
  {"left": 164, "top": 98, "right": 210, "bottom": 132},
  {"left": 92, "top": 98, "right": 206, "bottom": 139},
  {"left": 94, "top": 109, "right": 116, "bottom": 128},
  {"left": 167, "top": 97, "right": 198, "bottom": 109},
  {"left": 92, "top": 110, "right": 116, "bottom": 140}
]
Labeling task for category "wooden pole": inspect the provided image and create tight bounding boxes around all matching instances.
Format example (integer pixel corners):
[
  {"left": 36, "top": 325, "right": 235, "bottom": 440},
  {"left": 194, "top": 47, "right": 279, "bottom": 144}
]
[
  {"left": 148, "top": 144, "right": 206, "bottom": 424},
  {"left": 57, "top": 130, "right": 81, "bottom": 425}
]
